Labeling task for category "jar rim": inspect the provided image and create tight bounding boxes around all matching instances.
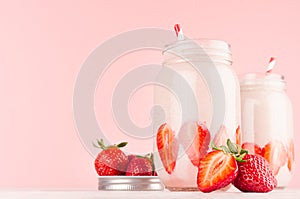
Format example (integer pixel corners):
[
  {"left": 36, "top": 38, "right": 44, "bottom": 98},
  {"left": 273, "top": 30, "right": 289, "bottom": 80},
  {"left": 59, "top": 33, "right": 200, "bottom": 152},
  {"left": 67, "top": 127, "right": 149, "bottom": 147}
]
[
  {"left": 163, "top": 39, "right": 231, "bottom": 54},
  {"left": 163, "top": 39, "right": 232, "bottom": 64},
  {"left": 240, "top": 73, "right": 286, "bottom": 89}
]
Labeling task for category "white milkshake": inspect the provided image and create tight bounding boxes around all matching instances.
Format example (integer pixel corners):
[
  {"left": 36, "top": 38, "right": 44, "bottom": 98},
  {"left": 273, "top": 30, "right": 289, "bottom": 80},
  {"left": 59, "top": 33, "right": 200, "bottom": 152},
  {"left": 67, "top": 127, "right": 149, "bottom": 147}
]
[
  {"left": 240, "top": 73, "right": 294, "bottom": 188},
  {"left": 153, "top": 39, "right": 241, "bottom": 191}
]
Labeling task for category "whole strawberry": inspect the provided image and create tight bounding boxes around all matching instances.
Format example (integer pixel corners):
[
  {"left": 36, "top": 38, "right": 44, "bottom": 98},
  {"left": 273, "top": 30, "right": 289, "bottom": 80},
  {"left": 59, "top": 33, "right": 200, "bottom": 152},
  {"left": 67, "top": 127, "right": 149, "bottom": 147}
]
[
  {"left": 233, "top": 154, "right": 277, "bottom": 192},
  {"left": 126, "top": 155, "right": 153, "bottom": 176},
  {"left": 94, "top": 139, "right": 128, "bottom": 176}
]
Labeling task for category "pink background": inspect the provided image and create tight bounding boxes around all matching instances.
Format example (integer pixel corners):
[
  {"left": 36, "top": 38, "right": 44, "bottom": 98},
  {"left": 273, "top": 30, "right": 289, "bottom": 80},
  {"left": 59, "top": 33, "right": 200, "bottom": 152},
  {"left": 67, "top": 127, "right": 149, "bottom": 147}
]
[{"left": 0, "top": 0, "right": 299, "bottom": 189}]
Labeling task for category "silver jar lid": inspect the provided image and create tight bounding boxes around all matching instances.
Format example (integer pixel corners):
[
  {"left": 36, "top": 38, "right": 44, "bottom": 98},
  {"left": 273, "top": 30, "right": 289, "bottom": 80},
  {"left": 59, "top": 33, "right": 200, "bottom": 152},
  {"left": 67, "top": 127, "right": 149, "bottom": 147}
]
[{"left": 98, "top": 176, "right": 164, "bottom": 191}]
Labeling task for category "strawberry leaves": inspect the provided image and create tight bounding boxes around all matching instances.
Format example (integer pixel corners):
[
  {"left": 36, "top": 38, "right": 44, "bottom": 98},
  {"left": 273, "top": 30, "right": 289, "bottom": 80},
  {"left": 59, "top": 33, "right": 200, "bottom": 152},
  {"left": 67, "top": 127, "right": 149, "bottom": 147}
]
[
  {"left": 211, "top": 139, "right": 248, "bottom": 163},
  {"left": 227, "top": 139, "right": 238, "bottom": 154},
  {"left": 93, "top": 139, "right": 128, "bottom": 150},
  {"left": 117, "top": 141, "right": 128, "bottom": 148}
]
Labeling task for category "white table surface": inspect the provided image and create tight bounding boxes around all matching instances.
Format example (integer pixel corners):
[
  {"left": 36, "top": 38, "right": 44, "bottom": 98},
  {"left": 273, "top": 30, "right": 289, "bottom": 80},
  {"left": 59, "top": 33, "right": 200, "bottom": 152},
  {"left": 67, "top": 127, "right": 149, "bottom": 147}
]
[{"left": 1, "top": 189, "right": 300, "bottom": 199}]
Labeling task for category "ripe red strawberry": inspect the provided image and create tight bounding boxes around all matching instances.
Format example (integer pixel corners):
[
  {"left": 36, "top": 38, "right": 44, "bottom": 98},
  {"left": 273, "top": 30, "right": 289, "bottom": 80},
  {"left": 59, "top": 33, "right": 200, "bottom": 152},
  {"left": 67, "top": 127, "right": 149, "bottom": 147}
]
[
  {"left": 156, "top": 123, "right": 179, "bottom": 174},
  {"left": 197, "top": 150, "right": 238, "bottom": 193},
  {"left": 127, "top": 154, "right": 136, "bottom": 162},
  {"left": 233, "top": 154, "right": 277, "bottom": 192},
  {"left": 126, "top": 156, "right": 153, "bottom": 176},
  {"left": 262, "top": 140, "right": 288, "bottom": 175},
  {"left": 241, "top": 142, "right": 262, "bottom": 156},
  {"left": 179, "top": 121, "right": 210, "bottom": 167},
  {"left": 94, "top": 139, "right": 128, "bottom": 176}
]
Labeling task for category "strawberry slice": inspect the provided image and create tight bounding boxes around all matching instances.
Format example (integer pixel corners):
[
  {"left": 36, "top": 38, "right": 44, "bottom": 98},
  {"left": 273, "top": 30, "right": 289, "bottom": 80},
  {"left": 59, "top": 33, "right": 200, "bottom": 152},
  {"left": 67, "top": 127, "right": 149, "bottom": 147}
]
[
  {"left": 178, "top": 121, "right": 211, "bottom": 167},
  {"left": 241, "top": 142, "right": 262, "bottom": 156},
  {"left": 213, "top": 125, "right": 229, "bottom": 147},
  {"left": 287, "top": 140, "right": 294, "bottom": 171},
  {"left": 156, "top": 123, "right": 179, "bottom": 174},
  {"left": 197, "top": 150, "right": 238, "bottom": 193},
  {"left": 262, "top": 140, "right": 288, "bottom": 175},
  {"left": 235, "top": 125, "right": 241, "bottom": 145}
]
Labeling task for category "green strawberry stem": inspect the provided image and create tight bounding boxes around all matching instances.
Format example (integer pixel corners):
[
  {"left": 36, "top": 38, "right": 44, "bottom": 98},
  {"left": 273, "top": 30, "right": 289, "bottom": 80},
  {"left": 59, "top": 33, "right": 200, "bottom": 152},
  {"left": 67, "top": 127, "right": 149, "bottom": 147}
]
[
  {"left": 211, "top": 139, "right": 248, "bottom": 162},
  {"left": 93, "top": 139, "right": 128, "bottom": 150}
]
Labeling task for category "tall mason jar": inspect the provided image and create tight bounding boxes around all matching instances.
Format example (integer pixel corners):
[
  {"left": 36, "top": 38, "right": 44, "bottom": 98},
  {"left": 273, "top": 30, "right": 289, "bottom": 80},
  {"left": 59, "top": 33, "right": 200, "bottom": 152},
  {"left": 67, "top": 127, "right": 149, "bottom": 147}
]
[
  {"left": 153, "top": 39, "right": 241, "bottom": 191},
  {"left": 240, "top": 73, "right": 294, "bottom": 188}
]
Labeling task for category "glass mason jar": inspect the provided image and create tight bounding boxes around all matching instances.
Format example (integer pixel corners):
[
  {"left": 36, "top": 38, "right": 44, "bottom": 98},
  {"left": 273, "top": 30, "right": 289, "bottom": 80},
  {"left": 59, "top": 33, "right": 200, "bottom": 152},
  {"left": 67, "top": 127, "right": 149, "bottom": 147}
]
[
  {"left": 153, "top": 39, "right": 241, "bottom": 191},
  {"left": 240, "top": 73, "right": 294, "bottom": 188}
]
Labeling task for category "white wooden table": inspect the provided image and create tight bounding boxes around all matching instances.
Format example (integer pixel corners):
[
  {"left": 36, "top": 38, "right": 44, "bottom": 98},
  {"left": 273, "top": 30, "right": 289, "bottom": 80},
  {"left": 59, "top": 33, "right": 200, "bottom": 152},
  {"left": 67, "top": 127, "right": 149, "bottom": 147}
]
[{"left": 0, "top": 189, "right": 300, "bottom": 199}]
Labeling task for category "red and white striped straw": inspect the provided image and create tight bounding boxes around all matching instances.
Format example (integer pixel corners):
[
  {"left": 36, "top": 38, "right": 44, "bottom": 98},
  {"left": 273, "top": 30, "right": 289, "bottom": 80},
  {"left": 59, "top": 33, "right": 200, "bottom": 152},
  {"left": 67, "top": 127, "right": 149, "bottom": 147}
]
[
  {"left": 174, "top": 24, "right": 184, "bottom": 40},
  {"left": 266, "top": 57, "right": 276, "bottom": 73}
]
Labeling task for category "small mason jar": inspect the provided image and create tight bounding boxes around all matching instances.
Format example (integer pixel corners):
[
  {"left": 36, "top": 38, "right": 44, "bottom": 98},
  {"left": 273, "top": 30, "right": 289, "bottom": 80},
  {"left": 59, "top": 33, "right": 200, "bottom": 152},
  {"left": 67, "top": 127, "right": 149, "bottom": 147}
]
[
  {"left": 153, "top": 39, "right": 241, "bottom": 191},
  {"left": 240, "top": 73, "right": 294, "bottom": 188}
]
